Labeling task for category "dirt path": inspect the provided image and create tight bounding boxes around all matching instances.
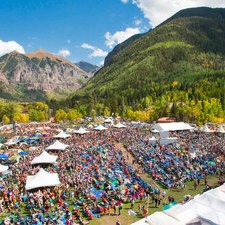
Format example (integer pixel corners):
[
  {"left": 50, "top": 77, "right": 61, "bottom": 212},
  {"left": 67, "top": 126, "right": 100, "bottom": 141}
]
[{"left": 115, "top": 142, "right": 160, "bottom": 189}]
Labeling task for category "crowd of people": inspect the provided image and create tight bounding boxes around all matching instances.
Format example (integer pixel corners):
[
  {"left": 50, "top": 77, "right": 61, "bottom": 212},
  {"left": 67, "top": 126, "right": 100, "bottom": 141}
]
[{"left": 0, "top": 121, "right": 223, "bottom": 224}]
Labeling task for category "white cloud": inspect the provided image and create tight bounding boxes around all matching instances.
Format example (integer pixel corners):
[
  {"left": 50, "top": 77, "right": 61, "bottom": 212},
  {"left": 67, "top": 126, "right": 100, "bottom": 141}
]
[
  {"left": 81, "top": 43, "right": 108, "bottom": 58},
  {"left": 121, "top": 0, "right": 129, "bottom": 3},
  {"left": 0, "top": 40, "right": 25, "bottom": 57},
  {"left": 105, "top": 27, "right": 140, "bottom": 48},
  {"left": 57, "top": 49, "right": 71, "bottom": 58},
  {"left": 132, "top": 0, "right": 225, "bottom": 27},
  {"left": 134, "top": 19, "right": 142, "bottom": 25}
]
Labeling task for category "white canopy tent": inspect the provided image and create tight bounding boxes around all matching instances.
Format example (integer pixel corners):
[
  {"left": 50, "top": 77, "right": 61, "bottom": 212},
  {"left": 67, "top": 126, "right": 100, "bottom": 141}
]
[
  {"left": 0, "top": 165, "right": 8, "bottom": 173},
  {"left": 153, "top": 122, "right": 194, "bottom": 131},
  {"left": 46, "top": 140, "right": 69, "bottom": 151},
  {"left": 131, "top": 184, "right": 225, "bottom": 225},
  {"left": 113, "top": 122, "right": 127, "bottom": 128},
  {"left": 104, "top": 118, "right": 113, "bottom": 123},
  {"left": 93, "top": 124, "right": 107, "bottom": 131},
  {"left": 26, "top": 168, "right": 60, "bottom": 190},
  {"left": 73, "top": 127, "right": 90, "bottom": 134},
  {"left": 200, "top": 124, "right": 211, "bottom": 133},
  {"left": 31, "top": 151, "right": 58, "bottom": 165},
  {"left": 218, "top": 125, "right": 225, "bottom": 133},
  {"left": 53, "top": 131, "right": 71, "bottom": 139}
]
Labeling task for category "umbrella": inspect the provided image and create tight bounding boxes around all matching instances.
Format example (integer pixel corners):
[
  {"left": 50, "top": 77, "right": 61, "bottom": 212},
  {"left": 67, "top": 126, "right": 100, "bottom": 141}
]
[{"left": 0, "top": 154, "right": 9, "bottom": 159}]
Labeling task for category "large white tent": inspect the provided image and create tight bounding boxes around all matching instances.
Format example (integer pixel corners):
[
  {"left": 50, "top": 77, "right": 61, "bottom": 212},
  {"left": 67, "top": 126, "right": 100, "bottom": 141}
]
[
  {"left": 73, "top": 127, "right": 90, "bottom": 134},
  {"left": 26, "top": 168, "right": 60, "bottom": 190},
  {"left": 46, "top": 140, "right": 69, "bottom": 151},
  {"left": 93, "top": 124, "right": 107, "bottom": 131},
  {"left": 131, "top": 183, "right": 225, "bottom": 225},
  {"left": 153, "top": 122, "right": 194, "bottom": 131},
  {"left": 53, "top": 131, "right": 71, "bottom": 139},
  {"left": 31, "top": 151, "right": 58, "bottom": 165}
]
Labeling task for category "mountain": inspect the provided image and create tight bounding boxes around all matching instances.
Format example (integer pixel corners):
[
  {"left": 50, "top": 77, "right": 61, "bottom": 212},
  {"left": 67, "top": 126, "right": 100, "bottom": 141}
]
[
  {"left": 69, "top": 7, "right": 225, "bottom": 121},
  {"left": 0, "top": 49, "right": 90, "bottom": 101},
  {"left": 75, "top": 61, "right": 99, "bottom": 74}
]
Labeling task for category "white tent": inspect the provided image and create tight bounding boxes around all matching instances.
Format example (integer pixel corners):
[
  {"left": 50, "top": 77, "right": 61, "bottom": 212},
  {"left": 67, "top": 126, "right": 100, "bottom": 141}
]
[
  {"left": 53, "top": 131, "right": 71, "bottom": 139},
  {"left": 46, "top": 140, "right": 69, "bottom": 151},
  {"left": 131, "top": 184, "right": 225, "bottom": 225},
  {"left": 218, "top": 125, "right": 225, "bottom": 133},
  {"left": 153, "top": 122, "right": 194, "bottom": 131},
  {"left": 0, "top": 165, "right": 8, "bottom": 173},
  {"left": 31, "top": 151, "right": 58, "bottom": 165},
  {"left": 200, "top": 124, "right": 211, "bottom": 133},
  {"left": 93, "top": 124, "right": 107, "bottom": 131},
  {"left": 73, "top": 127, "right": 90, "bottom": 134},
  {"left": 26, "top": 168, "right": 60, "bottom": 190},
  {"left": 104, "top": 118, "right": 113, "bottom": 123},
  {"left": 113, "top": 122, "right": 127, "bottom": 128}
]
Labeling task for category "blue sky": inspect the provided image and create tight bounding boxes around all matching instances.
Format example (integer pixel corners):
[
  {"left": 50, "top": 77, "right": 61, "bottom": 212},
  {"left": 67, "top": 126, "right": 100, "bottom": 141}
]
[{"left": 0, "top": 0, "right": 224, "bottom": 66}]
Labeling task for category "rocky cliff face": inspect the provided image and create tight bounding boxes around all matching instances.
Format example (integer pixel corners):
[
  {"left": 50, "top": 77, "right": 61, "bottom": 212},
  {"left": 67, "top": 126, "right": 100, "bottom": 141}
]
[{"left": 0, "top": 49, "right": 89, "bottom": 96}]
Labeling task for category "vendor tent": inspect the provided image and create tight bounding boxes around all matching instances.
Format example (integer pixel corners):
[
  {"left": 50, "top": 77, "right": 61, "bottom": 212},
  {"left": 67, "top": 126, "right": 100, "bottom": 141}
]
[
  {"left": 218, "top": 125, "right": 225, "bottom": 133},
  {"left": 46, "top": 140, "right": 69, "bottom": 151},
  {"left": 0, "top": 164, "right": 8, "bottom": 173},
  {"left": 93, "top": 124, "right": 107, "bottom": 131},
  {"left": 25, "top": 168, "right": 60, "bottom": 190},
  {"left": 200, "top": 124, "right": 211, "bottom": 133},
  {"left": 153, "top": 122, "right": 194, "bottom": 131},
  {"left": 53, "top": 131, "right": 71, "bottom": 139},
  {"left": 73, "top": 127, "right": 90, "bottom": 134},
  {"left": 104, "top": 118, "right": 113, "bottom": 123},
  {"left": 31, "top": 151, "right": 58, "bottom": 165},
  {"left": 113, "top": 122, "right": 127, "bottom": 128}
]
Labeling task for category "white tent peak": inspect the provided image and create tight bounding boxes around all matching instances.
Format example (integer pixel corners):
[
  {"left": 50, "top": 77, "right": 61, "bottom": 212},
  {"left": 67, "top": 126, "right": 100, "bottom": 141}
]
[
  {"left": 46, "top": 140, "right": 69, "bottom": 151},
  {"left": 201, "top": 124, "right": 211, "bottom": 133},
  {"left": 113, "top": 122, "right": 127, "bottom": 128},
  {"left": 74, "top": 127, "right": 90, "bottom": 134},
  {"left": 31, "top": 150, "right": 58, "bottom": 165},
  {"left": 25, "top": 168, "right": 60, "bottom": 190},
  {"left": 53, "top": 131, "right": 71, "bottom": 139},
  {"left": 93, "top": 124, "right": 107, "bottom": 130}
]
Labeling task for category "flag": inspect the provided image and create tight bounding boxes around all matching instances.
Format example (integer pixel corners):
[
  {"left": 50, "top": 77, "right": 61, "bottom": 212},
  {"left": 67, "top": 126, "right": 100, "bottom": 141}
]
[{"left": 128, "top": 209, "right": 137, "bottom": 216}]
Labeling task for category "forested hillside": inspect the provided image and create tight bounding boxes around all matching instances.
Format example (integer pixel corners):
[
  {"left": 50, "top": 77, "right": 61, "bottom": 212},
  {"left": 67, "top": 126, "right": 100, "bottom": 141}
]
[{"left": 63, "top": 7, "right": 225, "bottom": 124}]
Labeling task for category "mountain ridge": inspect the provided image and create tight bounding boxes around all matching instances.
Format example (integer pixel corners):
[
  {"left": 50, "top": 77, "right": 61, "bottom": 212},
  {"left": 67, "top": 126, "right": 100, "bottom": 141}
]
[{"left": 0, "top": 49, "right": 90, "bottom": 101}]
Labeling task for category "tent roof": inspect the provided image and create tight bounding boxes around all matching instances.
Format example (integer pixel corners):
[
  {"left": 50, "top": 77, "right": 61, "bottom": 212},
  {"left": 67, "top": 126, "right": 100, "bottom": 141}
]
[
  {"left": 219, "top": 125, "right": 225, "bottom": 133},
  {"left": 104, "top": 118, "right": 113, "bottom": 123},
  {"left": 53, "top": 131, "right": 71, "bottom": 139},
  {"left": 31, "top": 151, "right": 58, "bottom": 165},
  {"left": 113, "top": 123, "right": 127, "bottom": 128},
  {"left": 26, "top": 168, "right": 60, "bottom": 190},
  {"left": 73, "top": 127, "right": 90, "bottom": 134},
  {"left": 132, "top": 184, "right": 225, "bottom": 225},
  {"left": 46, "top": 140, "right": 69, "bottom": 151},
  {"left": 200, "top": 124, "right": 211, "bottom": 133},
  {"left": 93, "top": 124, "right": 107, "bottom": 130},
  {"left": 153, "top": 122, "right": 194, "bottom": 131}
]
